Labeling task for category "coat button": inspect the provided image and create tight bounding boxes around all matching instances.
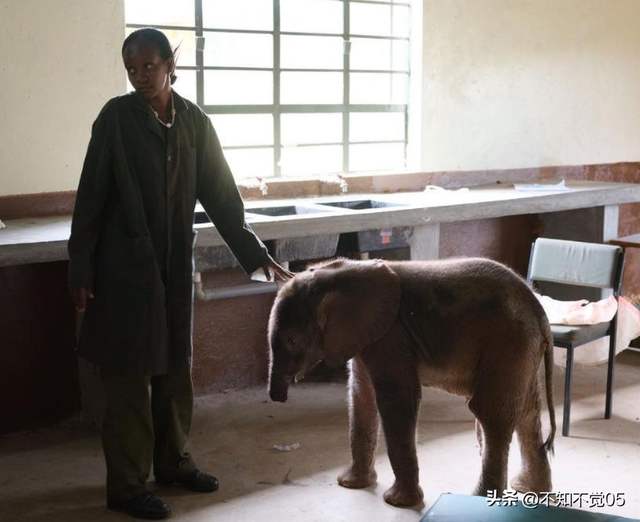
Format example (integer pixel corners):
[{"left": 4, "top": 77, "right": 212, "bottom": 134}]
[{"left": 168, "top": 155, "right": 172, "bottom": 162}]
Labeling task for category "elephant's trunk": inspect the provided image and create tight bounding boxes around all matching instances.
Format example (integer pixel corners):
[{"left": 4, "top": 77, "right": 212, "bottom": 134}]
[{"left": 269, "top": 373, "right": 289, "bottom": 402}]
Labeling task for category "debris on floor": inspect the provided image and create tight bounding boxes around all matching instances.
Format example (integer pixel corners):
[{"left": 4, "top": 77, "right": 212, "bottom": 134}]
[
  {"left": 273, "top": 442, "right": 301, "bottom": 452},
  {"left": 282, "top": 468, "right": 306, "bottom": 487}
]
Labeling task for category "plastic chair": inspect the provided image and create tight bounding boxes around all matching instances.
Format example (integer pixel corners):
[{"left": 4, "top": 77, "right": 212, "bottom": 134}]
[{"left": 527, "top": 238, "right": 625, "bottom": 436}]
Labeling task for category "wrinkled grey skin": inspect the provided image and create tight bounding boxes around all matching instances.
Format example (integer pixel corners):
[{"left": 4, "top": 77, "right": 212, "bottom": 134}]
[{"left": 268, "top": 258, "right": 556, "bottom": 507}]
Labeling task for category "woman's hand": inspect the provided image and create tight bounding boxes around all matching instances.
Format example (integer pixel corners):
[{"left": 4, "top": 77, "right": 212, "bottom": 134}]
[
  {"left": 262, "top": 258, "right": 294, "bottom": 282},
  {"left": 74, "top": 287, "right": 95, "bottom": 312}
]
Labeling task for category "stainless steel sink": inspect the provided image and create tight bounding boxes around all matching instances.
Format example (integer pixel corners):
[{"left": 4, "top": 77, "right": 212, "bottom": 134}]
[
  {"left": 194, "top": 197, "right": 411, "bottom": 263},
  {"left": 316, "top": 199, "right": 404, "bottom": 210},
  {"left": 194, "top": 211, "right": 210, "bottom": 225},
  {"left": 244, "top": 205, "right": 333, "bottom": 217},
  {"left": 313, "top": 199, "right": 412, "bottom": 253},
  {"left": 195, "top": 211, "right": 262, "bottom": 225}
]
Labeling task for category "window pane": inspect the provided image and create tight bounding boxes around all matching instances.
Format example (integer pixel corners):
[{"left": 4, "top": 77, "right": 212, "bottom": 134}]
[
  {"left": 209, "top": 115, "right": 273, "bottom": 147},
  {"left": 350, "top": 73, "right": 408, "bottom": 104},
  {"left": 350, "top": 38, "right": 409, "bottom": 72},
  {"left": 224, "top": 148, "right": 274, "bottom": 178},
  {"left": 281, "top": 72, "right": 342, "bottom": 104},
  {"left": 393, "top": 6, "right": 411, "bottom": 37},
  {"left": 125, "top": 0, "right": 194, "bottom": 26},
  {"left": 392, "top": 40, "right": 410, "bottom": 72},
  {"left": 281, "top": 0, "right": 343, "bottom": 34},
  {"left": 204, "top": 71, "right": 272, "bottom": 105},
  {"left": 174, "top": 69, "right": 197, "bottom": 103},
  {"left": 350, "top": 143, "right": 405, "bottom": 172},
  {"left": 280, "top": 145, "right": 342, "bottom": 176},
  {"left": 281, "top": 114, "right": 342, "bottom": 145},
  {"left": 204, "top": 33, "right": 272, "bottom": 68},
  {"left": 351, "top": 4, "right": 410, "bottom": 38},
  {"left": 203, "top": 0, "right": 273, "bottom": 31},
  {"left": 391, "top": 73, "right": 409, "bottom": 104},
  {"left": 170, "top": 31, "right": 196, "bottom": 67},
  {"left": 281, "top": 36, "right": 343, "bottom": 70},
  {"left": 350, "top": 113, "right": 405, "bottom": 142}
]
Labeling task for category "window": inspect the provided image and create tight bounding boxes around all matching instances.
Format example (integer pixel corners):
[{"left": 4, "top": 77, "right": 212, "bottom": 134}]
[{"left": 125, "top": 0, "right": 411, "bottom": 179}]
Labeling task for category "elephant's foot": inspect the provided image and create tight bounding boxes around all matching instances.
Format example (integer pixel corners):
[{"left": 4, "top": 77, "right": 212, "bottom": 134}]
[
  {"left": 510, "top": 471, "right": 552, "bottom": 494},
  {"left": 472, "top": 485, "right": 490, "bottom": 497},
  {"left": 472, "top": 480, "right": 507, "bottom": 497},
  {"left": 383, "top": 482, "right": 424, "bottom": 507},
  {"left": 338, "top": 465, "right": 377, "bottom": 489}
]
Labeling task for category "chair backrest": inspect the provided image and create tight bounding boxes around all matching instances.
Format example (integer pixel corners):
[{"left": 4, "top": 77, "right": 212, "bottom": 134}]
[{"left": 527, "top": 238, "right": 624, "bottom": 293}]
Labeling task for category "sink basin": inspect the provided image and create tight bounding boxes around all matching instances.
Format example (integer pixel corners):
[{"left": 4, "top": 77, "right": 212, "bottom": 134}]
[
  {"left": 194, "top": 198, "right": 410, "bottom": 263},
  {"left": 315, "top": 199, "right": 412, "bottom": 252},
  {"left": 194, "top": 211, "right": 210, "bottom": 224},
  {"left": 317, "top": 199, "right": 404, "bottom": 210},
  {"left": 194, "top": 211, "right": 259, "bottom": 225},
  {"left": 245, "top": 205, "right": 331, "bottom": 217},
  {"left": 246, "top": 206, "right": 340, "bottom": 261}
]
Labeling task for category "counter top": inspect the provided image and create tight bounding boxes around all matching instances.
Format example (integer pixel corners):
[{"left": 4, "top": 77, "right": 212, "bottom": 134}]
[{"left": 2, "top": 180, "right": 640, "bottom": 267}]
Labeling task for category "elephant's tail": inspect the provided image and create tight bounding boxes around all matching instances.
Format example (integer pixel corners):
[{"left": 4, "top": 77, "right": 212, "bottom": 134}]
[{"left": 541, "top": 336, "right": 557, "bottom": 456}]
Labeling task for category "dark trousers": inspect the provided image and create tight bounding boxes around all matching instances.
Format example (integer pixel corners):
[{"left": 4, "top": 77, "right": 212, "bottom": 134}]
[{"left": 100, "top": 364, "right": 197, "bottom": 503}]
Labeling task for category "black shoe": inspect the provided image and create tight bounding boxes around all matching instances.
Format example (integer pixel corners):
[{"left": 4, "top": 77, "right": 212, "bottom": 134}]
[
  {"left": 156, "top": 469, "right": 219, "bottom": 493},
  {"left": 107, "top": 491, "right": 171, "bottom": 520}
]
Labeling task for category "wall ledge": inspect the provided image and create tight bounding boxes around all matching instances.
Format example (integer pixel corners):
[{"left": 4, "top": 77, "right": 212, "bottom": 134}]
[{"left": 1, "top": 162, "right": 639, "bottom": 220}]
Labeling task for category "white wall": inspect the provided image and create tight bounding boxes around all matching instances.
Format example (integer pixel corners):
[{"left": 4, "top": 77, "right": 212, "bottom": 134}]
[
  {"left": 3, "top": 1, "right": 640, "bottom": 196},
  {"left": 420, "top": 0, "right": 640, "bottom": 172},
  {"left": 0, "top": 0, "right": 125, "bottom": 196}
]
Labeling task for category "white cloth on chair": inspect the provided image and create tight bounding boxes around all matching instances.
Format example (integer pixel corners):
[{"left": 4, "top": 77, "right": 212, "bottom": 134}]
[
  {"left": 535, "top": 293, "right": 617, "bottom": 325},
  {"left": 534, "top": 293, "right": 640, "bottom": 366}
]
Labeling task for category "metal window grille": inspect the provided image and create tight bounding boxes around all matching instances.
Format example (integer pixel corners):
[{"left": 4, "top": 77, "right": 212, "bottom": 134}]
[{"left": 126, "top": 0, "right": 411, "bottom": 178}]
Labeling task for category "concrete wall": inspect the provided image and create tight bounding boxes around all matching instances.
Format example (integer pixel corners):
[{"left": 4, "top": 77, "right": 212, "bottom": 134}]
[
  {"left": 420, "top": 0, "right": 640, "bottom": 171},
  {"left": 0, "top": 0, "right": 125, "bottom": 196},
  {"left": 4, "top": 1, "right": 640, "bottom": 195}
]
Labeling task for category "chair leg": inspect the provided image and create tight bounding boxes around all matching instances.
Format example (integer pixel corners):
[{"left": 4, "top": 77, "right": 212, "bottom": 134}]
[
  {"left": 605, "top": 327, "right": 617, "bottom": 419},
  {"left": 563, "top": 347, "right": 574, "bottom": 437}
]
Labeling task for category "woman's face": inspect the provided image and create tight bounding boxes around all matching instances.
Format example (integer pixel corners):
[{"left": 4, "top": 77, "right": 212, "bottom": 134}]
[{"left": 122, "top": 39, "right": 174, "bottom": 101}]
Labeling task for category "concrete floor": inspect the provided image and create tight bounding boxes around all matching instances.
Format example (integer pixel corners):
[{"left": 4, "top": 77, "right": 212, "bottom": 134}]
[{"left": 1, "top": 351, "right": 639, "bottom": 522}]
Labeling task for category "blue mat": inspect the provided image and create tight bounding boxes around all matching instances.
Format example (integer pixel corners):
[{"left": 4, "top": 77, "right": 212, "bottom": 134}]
[{"left": 421, "top": 493, "right": 638, "bottom": 522}]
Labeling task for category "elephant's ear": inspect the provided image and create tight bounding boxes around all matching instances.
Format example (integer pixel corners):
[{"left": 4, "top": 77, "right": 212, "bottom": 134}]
[{"left": 315, "top": 261, "right": 401, "bottom": 367}]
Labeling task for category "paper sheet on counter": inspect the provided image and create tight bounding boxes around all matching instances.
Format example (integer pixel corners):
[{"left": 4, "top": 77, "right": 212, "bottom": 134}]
[
  {"left": 423, "top": 185, "right": 470, "bottom": 195},
  {"left": 513, "top": 180, "right": 569, "bottom": 192}
]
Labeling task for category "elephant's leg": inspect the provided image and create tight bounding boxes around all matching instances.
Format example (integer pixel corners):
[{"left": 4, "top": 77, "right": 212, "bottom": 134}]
[
  {"left": 475, "top": 419, "right": 484, "bottom": 456},
  {"left": 338, "top": 356, "right": 379, "bottom": 489},
  {"left": 469, "top": 394, "right": 516, "bottom": 497},
  {"left": 511, "top": 379, "right": 553, "bottom": 494},
  {"left": 375, "top": 376, "right": 424, "bottom": 507}
]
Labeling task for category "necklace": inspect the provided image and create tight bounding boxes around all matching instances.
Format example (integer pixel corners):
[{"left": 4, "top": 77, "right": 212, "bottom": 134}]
[{"left": 151, "top": 92, "right": 176, "bottom": 128}]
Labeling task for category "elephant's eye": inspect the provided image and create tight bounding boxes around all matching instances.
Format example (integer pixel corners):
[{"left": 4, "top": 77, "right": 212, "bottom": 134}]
[{"left": 286, "top": 337, "right": 299, "bottom": 350}]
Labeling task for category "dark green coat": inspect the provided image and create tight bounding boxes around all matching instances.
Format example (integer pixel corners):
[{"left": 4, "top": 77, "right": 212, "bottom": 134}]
[{"left": 68, "top": 91, "right": 269, "bottom": 375}]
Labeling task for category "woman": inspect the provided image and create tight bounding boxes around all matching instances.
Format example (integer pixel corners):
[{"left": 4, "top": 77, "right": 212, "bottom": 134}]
[{"left": 68, "top": 28, "right": 291, "bottom": 520}]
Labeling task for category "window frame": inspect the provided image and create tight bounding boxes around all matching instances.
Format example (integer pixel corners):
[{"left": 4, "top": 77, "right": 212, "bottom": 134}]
[{"left": 126, "top": 0, "right": 411, "bottom": 178}]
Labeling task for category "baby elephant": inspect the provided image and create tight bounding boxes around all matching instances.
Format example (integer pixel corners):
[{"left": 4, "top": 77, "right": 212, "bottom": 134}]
[{"left": 267, "top": 258, "right": 556, "bottom": 507}]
